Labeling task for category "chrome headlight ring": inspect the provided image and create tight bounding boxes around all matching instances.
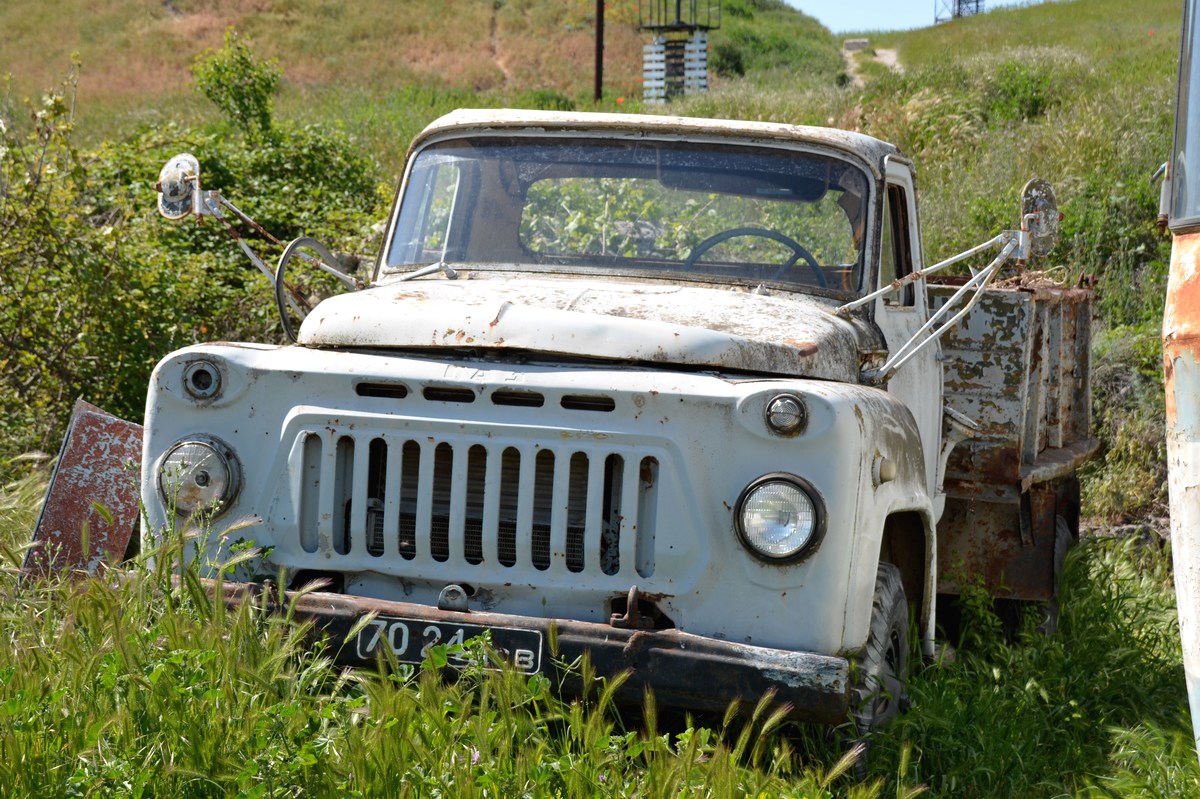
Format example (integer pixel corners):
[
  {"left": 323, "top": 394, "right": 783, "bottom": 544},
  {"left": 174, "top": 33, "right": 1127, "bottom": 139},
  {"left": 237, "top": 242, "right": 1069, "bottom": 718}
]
[{"left": 157, "top": 436, "right": 242, "bottom": 519}]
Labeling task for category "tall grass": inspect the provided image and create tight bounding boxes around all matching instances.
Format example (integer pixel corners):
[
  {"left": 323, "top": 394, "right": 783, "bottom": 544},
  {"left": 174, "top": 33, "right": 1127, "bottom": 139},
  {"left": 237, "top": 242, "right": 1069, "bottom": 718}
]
[
  {"left": 1, "top": 473, "right": 1196, "bottom": 796},
  {"left": 0, "top": 473, "right": 921, "bottom": 797},
  {"left": 870, "top": 536, "right": 1198, "bottom": 797}
]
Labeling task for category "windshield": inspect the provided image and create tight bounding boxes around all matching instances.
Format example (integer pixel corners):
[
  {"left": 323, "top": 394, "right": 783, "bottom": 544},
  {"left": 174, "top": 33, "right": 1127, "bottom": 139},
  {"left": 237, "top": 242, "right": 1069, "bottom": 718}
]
[{"left": 384, "top": 135, "right": 870, "bottom": 295}]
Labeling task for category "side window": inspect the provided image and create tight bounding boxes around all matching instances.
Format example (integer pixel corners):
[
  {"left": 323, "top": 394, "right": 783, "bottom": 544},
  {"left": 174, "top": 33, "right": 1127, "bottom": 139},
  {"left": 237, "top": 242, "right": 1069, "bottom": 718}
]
[
  {"left": 880, "top": 184, "right": 915, "bottom": 307},
  {"left": 390, "top": 161, "right": 461, "bottom": 265}
]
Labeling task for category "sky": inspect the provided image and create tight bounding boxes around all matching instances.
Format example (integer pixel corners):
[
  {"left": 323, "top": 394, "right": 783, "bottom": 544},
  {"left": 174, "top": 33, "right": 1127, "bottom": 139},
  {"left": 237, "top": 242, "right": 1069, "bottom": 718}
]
[{"left": 783, "top": 1, "right": 1043, "bottom": 35}]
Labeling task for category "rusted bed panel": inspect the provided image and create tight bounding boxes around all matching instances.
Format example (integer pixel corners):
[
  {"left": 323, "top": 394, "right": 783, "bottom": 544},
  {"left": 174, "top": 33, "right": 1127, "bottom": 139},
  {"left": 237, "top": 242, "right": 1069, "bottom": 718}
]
[
  {"left": 930, "top": 280, "right": 1096, "bottom": 600},
  {"left": 27, "top": 400, "right": 144, "bottom": 576},
  {"left": 930, "top": 280, "right": 1096, "bottom": 494}
]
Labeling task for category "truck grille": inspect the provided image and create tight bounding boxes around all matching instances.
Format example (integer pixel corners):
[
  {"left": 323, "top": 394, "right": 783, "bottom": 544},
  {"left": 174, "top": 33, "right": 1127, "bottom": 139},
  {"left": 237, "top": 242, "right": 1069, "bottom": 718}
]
[{"left": 294, "top": 431, "right": 659, "bottom": 578}]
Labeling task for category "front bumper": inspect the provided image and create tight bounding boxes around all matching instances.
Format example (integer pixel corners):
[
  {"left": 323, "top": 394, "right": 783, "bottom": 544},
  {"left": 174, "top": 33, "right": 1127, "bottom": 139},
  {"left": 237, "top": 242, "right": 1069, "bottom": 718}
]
[{"left": 220, "top": 581, "right": 851, "bottom": 724}]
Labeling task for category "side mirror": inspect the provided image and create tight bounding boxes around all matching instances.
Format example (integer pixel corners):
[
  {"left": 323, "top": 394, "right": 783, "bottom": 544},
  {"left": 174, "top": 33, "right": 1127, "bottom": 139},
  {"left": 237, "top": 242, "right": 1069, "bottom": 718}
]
[
  {"left": 156, "top": 153, "right": 201, "bottom": 220},
  {"left": 1021, "top": 178, "right": 1061, "bottom": 258}
]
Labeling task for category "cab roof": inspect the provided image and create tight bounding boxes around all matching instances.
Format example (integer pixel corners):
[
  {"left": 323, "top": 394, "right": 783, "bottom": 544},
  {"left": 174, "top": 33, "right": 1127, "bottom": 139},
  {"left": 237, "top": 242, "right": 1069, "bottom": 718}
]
[{"left": 410, "top": 108, "right": 901, "bottom": 179}]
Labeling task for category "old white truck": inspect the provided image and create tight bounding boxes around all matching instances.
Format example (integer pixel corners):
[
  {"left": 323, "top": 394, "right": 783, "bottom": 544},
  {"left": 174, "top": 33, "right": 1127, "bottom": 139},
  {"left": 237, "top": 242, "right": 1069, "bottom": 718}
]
[{"left": 35, "top": 109, "right": 1096, "bottom": 728}]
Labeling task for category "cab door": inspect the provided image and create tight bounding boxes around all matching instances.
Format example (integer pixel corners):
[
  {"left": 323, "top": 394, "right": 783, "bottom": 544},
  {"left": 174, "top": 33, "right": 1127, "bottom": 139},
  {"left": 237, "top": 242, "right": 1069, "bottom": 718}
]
[{"left": 873, "top": 157, "right": 943, "bottom": 502}]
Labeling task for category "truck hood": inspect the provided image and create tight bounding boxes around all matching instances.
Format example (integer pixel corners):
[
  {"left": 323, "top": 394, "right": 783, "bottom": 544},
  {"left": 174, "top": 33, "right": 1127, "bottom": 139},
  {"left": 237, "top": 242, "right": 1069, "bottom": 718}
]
[{"left": 297, "top": 276, "right": 879, "bottom": 381}]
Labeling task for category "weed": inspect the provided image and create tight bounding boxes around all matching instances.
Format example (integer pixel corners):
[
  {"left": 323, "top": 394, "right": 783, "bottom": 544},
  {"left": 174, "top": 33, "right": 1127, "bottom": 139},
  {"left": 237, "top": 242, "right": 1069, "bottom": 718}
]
[
  {"left": 985, "top": 61, "right": 1055, "bottom": 123},
  {"left": 867, "top": 538, "right": 1188, "bottom": 798}
]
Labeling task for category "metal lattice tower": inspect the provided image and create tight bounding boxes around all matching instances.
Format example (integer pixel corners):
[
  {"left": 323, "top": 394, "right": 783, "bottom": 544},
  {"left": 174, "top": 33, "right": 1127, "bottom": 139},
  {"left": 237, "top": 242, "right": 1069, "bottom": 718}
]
[
  {"left": 935, "top": 0, "right": 985, "bottom": 24},
  {"left": 639, "top": 1, "right": 721, "bottom": 104}
]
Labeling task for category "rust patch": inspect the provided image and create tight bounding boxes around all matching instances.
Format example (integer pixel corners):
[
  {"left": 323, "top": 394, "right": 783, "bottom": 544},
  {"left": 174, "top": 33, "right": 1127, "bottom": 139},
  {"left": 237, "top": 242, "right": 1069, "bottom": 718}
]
[
  {"left": 937, "top": 484, "right": 1062, "bottom": 601},
  {"left": 783, "top": 339, "right": 819, "bottom": 356},
  {"left": 1164, "top": 232, "right": 1200, "bottom": 422},
  {"left": 490, "top": 302, "right": 513, "bottom": 328}
]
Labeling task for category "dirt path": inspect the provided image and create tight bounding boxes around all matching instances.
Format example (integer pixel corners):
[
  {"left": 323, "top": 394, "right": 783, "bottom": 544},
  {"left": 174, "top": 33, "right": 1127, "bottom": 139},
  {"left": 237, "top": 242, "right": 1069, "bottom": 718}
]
[
  {"left": 842, "top": 43, "right": 902, "bottom": 88},
  {"left": 874, "top": 48, "right": 901, "bottom": 71},
  {"left": 489, "top": 5, "right": 512, "bottom": 85}
]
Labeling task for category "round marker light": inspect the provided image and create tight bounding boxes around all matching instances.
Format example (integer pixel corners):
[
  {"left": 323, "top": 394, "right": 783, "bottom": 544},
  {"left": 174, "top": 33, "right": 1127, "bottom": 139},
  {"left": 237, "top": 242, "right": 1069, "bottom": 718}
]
[
  {"left": 183, "top": 360, "right": 221, "bottom": 400},
  {"left": 765, "top": 394, "right": 807, "bottom": 435},
  {"left": 158, "top": 438, "right": 240, "bottom": 518},
  {"left": 735, "top": 475, "right": 823, "bottom": 562}
]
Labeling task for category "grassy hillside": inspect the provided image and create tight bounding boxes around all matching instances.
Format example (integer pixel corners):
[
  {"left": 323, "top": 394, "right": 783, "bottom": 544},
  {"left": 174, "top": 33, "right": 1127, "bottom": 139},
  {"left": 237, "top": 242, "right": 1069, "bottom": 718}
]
[
  {"left": 1, "top": 0, "right": 840, "bottom": 169},
  {"left": 1, "top": 0, "right": 648, "bottom": 114}
]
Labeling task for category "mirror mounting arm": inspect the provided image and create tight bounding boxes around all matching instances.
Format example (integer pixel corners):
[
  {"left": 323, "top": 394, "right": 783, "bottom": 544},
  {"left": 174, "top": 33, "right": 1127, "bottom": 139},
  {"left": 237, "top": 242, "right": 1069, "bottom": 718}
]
[{"left": 154, "top": 152, "right": 364, "bottom": 341}]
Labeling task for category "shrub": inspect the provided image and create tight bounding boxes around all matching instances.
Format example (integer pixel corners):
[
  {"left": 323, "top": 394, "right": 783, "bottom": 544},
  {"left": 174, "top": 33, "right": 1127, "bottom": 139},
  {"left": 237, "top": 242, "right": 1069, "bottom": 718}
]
[
  {"left": 518, "top": 88, "right": 577, "bottom": 111},
  {"left": 985, "top": 60, "right": 1054, "bottom": 123},
  {"left": 0, "top": 67, "right": 384, "bottom": 476},
  {"left": 712, "top": 40, "right": 747, "bottom": 78},
  {"left": 193, "top": 29, "right": 281, "bottom": 136},
  {"left": 0, "top": 65, "right": 171, "bottom": 461}
]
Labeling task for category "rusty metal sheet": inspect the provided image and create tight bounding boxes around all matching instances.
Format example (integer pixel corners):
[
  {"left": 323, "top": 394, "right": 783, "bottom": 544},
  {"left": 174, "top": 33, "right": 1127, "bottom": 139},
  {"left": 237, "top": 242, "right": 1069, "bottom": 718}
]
[
  {"left": 937, "top": 482, "right": 1069, "bottom": 601},
  {"left": 26, "top": 400, "right": 144, "bottom": 576},
  {"left": 214, "top": 579, "right": 851, "bottom": 723}
]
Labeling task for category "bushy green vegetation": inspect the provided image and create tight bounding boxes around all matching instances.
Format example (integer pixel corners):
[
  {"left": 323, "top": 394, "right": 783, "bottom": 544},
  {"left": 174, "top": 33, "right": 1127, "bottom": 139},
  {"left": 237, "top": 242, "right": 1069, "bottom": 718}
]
[
  {"left": 872, "top": 537, "right": 1197, "bottom": 797},
  {"left": 193, "top": 28, "right": 281, "bottom": 136},
  {"left": 0, "top": 53, "right": 383, "bottom": 469},
  {"left": 711, "top": 0, "right": 845, "bottom": 86}
]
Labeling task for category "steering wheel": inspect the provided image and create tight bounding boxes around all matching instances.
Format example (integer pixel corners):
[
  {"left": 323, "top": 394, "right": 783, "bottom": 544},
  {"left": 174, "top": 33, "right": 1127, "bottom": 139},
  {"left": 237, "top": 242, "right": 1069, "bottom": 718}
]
[{"left": 682, "top": 227, "right": 827, "bottom": 288}]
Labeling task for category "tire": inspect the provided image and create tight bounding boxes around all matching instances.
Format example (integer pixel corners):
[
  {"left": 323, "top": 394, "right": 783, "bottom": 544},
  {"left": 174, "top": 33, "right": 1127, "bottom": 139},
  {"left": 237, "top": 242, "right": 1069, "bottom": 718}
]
[{"left": 852, "top": 562, "right": 910, "bottom": 732}]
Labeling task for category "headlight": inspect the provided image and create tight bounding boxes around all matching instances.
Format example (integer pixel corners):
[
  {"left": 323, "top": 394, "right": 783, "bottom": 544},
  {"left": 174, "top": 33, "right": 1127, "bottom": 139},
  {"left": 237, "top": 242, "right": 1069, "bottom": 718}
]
[
  {"left": 158, "top": 437, "right": 241, "bottom": 518},
  {"left": 734, "top": 474, "right": 824, "bottom": 562}
]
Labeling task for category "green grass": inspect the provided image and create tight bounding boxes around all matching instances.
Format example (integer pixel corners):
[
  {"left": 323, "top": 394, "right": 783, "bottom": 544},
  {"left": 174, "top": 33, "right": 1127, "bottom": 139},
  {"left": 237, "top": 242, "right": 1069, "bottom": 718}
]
[
  {"left": 2, "top": 471, "right": 1197, "bottom": 796},
  {"left": 0, "top": 471, "right": 918, "bottom": 798},
  {"left": 873, "top": 536, "right": 1198, "bottom": 797}
]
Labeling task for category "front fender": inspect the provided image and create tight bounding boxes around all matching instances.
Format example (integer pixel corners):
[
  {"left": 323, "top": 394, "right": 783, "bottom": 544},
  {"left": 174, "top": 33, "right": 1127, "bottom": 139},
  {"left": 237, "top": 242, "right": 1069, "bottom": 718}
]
[{"left": 825, "top": 383, "right": 936, "bottom": 656}]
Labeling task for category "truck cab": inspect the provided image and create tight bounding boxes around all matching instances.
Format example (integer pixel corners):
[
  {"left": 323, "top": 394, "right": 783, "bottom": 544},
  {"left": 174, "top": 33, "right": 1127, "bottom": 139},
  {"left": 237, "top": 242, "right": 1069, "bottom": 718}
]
[{"left": 137, "top": 109, "right": 1090, "bottom": 725}]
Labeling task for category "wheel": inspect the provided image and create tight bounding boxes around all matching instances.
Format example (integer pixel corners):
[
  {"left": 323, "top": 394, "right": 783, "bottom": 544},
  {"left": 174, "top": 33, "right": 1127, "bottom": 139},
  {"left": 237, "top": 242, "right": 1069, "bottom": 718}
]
[
  {"left": 681, "top": 226, "right": 827, "bottom": 287},
  {"left": 852, "top": 562, "right": 910, "bottom": 732}
]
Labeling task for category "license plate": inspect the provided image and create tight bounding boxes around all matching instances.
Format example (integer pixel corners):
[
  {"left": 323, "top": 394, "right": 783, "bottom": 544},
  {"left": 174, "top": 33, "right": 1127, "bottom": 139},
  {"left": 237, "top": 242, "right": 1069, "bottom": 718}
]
[{"left": 355, "top": 614, "right": 543, "bottom": 674}]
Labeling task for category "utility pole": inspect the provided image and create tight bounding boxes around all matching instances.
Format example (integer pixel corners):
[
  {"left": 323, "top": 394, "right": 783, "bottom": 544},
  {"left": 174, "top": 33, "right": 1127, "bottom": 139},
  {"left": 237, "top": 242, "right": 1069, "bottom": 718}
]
[{"left": 595, "top": 0, "right": 605, "bottom": 102}]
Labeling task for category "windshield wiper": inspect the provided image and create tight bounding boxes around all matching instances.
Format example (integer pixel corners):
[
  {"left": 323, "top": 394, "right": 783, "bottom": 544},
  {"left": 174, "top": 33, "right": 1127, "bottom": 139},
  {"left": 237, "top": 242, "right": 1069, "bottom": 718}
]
[{"left": 397, "top": 261, "right": 460, "bottom": 281}]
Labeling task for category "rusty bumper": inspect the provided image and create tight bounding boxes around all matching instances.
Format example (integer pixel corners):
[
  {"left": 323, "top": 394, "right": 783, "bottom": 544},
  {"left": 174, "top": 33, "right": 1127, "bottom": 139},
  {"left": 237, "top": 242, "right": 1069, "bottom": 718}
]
[{"left": 217, "top": 581, "right": 851, "bottom": 724}]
